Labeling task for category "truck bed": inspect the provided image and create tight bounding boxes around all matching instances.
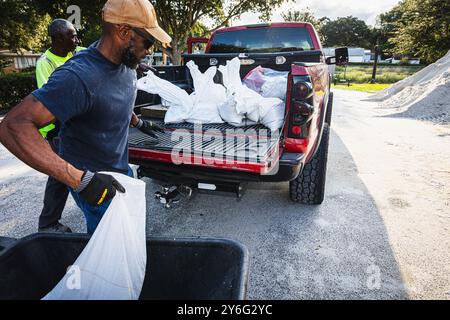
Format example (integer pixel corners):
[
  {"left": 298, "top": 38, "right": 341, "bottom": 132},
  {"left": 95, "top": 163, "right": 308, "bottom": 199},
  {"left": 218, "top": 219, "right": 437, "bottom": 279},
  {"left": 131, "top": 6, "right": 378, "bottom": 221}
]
[
  {"left": 128, "top": 117, "right": 283, "bottom": 173},
  {"left": 130, "top": 50, "right": 317, "bottom": 174}
]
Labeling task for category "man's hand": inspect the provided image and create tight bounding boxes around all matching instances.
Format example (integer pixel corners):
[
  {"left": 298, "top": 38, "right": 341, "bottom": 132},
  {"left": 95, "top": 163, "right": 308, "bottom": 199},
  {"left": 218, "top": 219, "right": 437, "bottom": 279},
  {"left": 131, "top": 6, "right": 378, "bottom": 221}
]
[
  {"left": 136, "top": 119, "right": 164, "bottom": 138},
  {"left": 75, "top": 171, "right": 126, "bottom": 206},
  {"left": 137, "top": 63, "right": 157, "bottom": 78}
]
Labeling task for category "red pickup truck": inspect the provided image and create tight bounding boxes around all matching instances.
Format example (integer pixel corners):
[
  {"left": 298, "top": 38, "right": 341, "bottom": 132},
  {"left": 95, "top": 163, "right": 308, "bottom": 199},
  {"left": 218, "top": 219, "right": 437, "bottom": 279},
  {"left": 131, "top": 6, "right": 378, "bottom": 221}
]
[{"left": 129, "top": 22, "right": 348, "bottom": 206}]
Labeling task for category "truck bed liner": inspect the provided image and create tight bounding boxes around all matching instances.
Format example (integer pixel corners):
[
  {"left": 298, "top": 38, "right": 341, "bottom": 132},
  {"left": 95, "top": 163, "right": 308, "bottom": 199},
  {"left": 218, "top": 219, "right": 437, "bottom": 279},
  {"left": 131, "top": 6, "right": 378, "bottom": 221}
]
[{"left": 128, "top": 118, "right": 281, "bottom": 166}]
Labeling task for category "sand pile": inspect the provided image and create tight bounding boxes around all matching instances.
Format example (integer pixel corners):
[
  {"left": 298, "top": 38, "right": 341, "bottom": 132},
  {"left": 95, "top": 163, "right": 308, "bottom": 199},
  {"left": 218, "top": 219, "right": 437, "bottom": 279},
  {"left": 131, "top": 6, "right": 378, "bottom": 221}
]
[{"left": 366, "top": 50, "right": 450, "bottom": 123}]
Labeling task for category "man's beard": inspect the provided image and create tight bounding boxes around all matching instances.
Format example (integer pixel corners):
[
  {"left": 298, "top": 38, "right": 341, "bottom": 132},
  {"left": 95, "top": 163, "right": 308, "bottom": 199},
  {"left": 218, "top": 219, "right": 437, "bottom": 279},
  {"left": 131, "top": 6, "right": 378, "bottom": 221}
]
[{"left": 121, "top": 43, "right": 140, "bottom": 69}]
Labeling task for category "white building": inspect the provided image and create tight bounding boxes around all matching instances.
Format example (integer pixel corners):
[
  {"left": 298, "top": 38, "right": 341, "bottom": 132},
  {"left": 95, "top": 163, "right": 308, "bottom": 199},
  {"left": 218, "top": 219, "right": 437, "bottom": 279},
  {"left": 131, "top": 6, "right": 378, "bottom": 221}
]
[
  {"left": 0, "top": 49, "right": 41, "bottom": 73},
  {"left": 323, "top": 47, "right": 377, "bottom": 63}
]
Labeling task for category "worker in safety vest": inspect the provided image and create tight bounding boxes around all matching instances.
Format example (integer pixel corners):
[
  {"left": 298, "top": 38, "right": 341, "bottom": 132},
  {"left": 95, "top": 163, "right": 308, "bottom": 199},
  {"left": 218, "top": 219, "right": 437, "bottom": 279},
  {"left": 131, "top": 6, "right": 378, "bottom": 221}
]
[{"left": 35, "top": 19, "right": 84, "bottom": 232}]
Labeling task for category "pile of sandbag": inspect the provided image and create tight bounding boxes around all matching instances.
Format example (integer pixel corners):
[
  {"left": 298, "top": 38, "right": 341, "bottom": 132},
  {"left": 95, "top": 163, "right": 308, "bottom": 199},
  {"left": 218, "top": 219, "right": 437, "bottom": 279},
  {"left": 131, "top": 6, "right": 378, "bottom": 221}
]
[
  {"left": 218, "top": 58, "right": 286, "bottom": 131},
  {"left": 137, "top": 57, "right": 287, "bottom": 131}
]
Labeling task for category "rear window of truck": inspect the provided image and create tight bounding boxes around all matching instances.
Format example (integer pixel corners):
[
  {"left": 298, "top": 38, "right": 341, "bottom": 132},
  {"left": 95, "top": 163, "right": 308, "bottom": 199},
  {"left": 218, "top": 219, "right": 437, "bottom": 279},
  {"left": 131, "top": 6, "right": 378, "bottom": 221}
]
[{"left": 209, "top": 27, "right": 315, "bottom": 53}]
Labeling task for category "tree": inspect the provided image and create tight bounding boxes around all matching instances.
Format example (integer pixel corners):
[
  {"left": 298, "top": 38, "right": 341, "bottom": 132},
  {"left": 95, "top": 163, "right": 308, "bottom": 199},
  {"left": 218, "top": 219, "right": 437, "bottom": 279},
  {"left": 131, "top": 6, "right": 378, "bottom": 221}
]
[
  {"left": 281, "top": 7, "right": 319, "bottom": 25},
  {"left": 375, "top": 5, "right": 404, "bottom": 58},
  {"left": 32, "top": 0, "right": 104, "bottom": 29},
  {"left": 1, "top": 0, "right": 290, "bottom": 64},
  {"left": 380, "top": 0, "right": 450, "bottom": 63},
  {"left": 320, "top": 16, "right": 373, "bottom": 48},
  {"left": 0, "top": 57, "right": 13, "bottom": 74},
  {"left": 0, "top": 0, "right": 51, "bottom": 53},
  {"left": 32, "top": 0, "right": 105, "bottom": 47},
  {"left": 281, "top": 7, "right": 329, "bottom": 43},
  {"left": 154, "top": 0, "right": 288, "bottom": 64},
  {"left": 0, "top": 0, "right": 105, "bottom": 52}
]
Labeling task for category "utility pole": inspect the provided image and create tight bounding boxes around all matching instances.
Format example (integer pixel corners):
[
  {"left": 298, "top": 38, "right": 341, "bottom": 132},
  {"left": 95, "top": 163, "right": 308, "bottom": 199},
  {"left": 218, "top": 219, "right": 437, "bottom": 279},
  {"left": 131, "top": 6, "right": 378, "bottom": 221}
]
[{"left": 371, "top": 43, "right": 380, "bottom": 84}]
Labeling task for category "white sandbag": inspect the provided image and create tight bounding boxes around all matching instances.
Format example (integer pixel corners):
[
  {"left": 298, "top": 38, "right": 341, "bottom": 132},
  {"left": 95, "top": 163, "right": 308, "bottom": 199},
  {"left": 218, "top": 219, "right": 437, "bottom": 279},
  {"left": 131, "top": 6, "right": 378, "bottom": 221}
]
[
  {"left": 161, "top": 98, "right": 170, "bottom": 107},
  {"left": 165, "top": 106, "right": 187, "bottom": 123},
  {"left": 137, "top": 71, "right": 193, "bottom": 109},
  {"left": 219, "top": 59, "right": 262, "bottom": 121},
  {"left": 234, "top": 87, "right": 262, "bottom": 121},
  {"left": 43, "top": 172, "right": 147, "bottom": 300},
  {"left": 242, "top": 66, "right": 265, "bottom": 93},
  {"left": 261, "top": 101, "right": 285, "bottom": 132},
  {"left": 185, "top": 62, "right": 226, "bottom": 123},
  {"left": 243, "top": 67, "right": 288, "bottom": 100},
  {"left": 234, "top": 119, "right": 258, "bottom": 127},
  {"left": 218, "top": 57, "right": 243, "bottom": 94},
  {"left": 219, "top": 58, "right": 288, "bottom": 124},
  {"left": 187, "top": 62, "right": 216, "bottom": 100},
  {"left": 261, "top": 76, "right": 288, "bottom": 100},
  {"left": 187, "top": 100, "right": 224, "bottom": 123},
  {"left": 137, "top": 71, "right": 193, "bottom": 123},
  {"left": 258, "top": 97, "right": 284, "bottom": 118},
  {"left": 218, "top": 94, "right": 244, "bottom": 126},
  {"left": 246, "top": 108, "right": 260, "bottom": 122}
]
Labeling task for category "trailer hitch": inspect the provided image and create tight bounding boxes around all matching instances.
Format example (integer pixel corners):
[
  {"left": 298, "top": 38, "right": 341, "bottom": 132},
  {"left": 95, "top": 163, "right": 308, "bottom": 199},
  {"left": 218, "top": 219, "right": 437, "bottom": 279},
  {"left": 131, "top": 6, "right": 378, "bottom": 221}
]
[{"left": 155, "top": 185, "right": 193, "bottom": 208}]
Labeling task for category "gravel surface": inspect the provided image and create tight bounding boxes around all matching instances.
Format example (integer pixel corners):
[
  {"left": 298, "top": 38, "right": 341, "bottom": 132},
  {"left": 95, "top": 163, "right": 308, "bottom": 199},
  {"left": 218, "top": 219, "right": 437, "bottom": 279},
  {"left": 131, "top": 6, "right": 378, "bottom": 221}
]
[{"left": 1, "top": 89, "right": 449, "bottom": 299}]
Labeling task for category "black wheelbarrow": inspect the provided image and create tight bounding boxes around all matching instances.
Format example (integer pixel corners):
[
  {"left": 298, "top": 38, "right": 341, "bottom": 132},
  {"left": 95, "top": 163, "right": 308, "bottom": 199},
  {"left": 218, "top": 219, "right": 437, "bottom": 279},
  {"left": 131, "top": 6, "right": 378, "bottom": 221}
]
[{"left": 0, "top": 233, "right": 249, "bottom": 300}]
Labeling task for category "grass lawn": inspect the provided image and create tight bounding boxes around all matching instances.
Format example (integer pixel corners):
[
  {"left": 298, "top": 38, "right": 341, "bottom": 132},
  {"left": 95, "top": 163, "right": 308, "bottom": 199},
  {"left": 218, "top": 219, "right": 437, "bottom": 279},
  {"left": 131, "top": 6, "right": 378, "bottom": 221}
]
[
  {"left": 332, "top": 83, "right": 392, "bottom": 93},
  {"left": 335, "top": 63, "right": 424, "bottom": 84}
]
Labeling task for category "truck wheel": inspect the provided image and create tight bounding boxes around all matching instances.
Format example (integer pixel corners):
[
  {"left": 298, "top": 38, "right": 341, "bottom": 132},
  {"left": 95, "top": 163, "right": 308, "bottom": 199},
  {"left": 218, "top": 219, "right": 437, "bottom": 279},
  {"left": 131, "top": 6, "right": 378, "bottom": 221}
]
[
  {"left": 325, "top": 92, "right": 333, "bottom": 126},
  {"left": 289, "top": 123, "right": 330, "bottom": 205}
]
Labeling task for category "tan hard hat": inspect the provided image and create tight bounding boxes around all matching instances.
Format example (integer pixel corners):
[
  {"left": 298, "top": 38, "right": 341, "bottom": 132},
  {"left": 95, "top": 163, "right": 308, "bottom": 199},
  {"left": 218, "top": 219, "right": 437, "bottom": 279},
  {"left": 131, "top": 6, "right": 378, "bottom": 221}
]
[{"left": 102, "top": 0, "right": 172, "bottom": 44}]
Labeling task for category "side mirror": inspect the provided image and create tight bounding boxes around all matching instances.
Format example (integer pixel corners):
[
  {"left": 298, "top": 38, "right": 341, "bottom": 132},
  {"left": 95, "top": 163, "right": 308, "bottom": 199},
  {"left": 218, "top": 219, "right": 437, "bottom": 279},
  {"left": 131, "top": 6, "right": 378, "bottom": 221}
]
[{"left": 326, "top": 47, "right": 349, "bottom": 65}]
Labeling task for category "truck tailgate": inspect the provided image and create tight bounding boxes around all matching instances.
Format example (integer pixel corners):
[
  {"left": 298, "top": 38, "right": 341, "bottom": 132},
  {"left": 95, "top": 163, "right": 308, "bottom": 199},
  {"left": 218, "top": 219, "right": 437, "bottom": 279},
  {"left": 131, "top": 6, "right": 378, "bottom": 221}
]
[{"left": 128, "top": 118, "right": 282, "bottom": 174}]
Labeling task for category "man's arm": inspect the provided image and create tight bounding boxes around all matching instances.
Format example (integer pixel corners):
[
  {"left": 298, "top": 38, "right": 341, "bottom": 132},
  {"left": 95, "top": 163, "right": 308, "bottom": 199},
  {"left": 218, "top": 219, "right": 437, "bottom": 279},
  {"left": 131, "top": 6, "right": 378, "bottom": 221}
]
[
  {"left": 0, "top": 95, "right": 83, "bottom": 189},
  {"left": 130, "top": 112, "right": 140, "bottom": 127}
]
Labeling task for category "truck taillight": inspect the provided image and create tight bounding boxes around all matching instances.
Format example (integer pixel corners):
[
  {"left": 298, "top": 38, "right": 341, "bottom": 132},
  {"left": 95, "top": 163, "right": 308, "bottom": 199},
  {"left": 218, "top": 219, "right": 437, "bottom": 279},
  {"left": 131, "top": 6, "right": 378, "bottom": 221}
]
[
  {"left": 289, "top": 76, "right": 314, "bottom": 138},
  {"left": 293, "top": 81, "right": 313, "bottom": 100},
  {"left": 291, "top": 126, "right": 301, "bottom": 135},
  {"left": 293, "top": 102, "right": 315, "bottom": 123}
]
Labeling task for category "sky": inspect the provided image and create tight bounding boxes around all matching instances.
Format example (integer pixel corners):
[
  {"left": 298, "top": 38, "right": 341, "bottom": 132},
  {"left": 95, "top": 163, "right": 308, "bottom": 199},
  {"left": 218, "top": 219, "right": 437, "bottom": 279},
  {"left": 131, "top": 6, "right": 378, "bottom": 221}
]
[{"left": 235, "top": 0, "right": 402, "bottom": 27}]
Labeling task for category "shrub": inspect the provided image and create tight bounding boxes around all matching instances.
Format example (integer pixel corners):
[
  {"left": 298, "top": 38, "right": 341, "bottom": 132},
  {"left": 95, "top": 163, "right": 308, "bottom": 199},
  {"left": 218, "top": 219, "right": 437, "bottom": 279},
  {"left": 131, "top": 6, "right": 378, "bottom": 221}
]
[
  {"left": 376, "top": 73, "right": 406, "bottom": 83},
  {"left": 0, "top": 57, "right": 14, "bottom": 74},
  {"left": 79, "top": 25, "right": 102, "bottom": 48},
  {"left": 0, "top": 71, "right": 36, "bottom": 114},
  {"left": 399, "top": 58, "right": 410, "bottom": 66}
]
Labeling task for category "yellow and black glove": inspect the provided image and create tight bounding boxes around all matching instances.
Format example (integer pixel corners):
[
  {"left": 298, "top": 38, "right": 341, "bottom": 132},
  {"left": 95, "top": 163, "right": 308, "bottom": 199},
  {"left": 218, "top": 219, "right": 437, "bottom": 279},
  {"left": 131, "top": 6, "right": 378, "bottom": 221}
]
[{"left": 75, "top": 171, "right": 125, "bottom": 206}]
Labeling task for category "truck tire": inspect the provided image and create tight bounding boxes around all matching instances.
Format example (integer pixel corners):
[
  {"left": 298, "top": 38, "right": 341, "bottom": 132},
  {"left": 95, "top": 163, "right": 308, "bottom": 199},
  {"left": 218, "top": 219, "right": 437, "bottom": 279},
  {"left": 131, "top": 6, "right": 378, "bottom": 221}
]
[
  {"left": 289, "top": 123, "right": 330, "bottom": 205},
  {"left": 325, "top": 92, "right": 333, "bottom": 126}
]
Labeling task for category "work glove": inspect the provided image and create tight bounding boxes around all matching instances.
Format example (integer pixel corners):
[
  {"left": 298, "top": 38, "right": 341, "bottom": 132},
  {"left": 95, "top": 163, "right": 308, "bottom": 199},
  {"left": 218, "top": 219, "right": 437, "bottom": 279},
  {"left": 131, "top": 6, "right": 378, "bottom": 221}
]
[
  {"left": 74, "top": 171, "right": 126, "bottom": 206},
  {"left": 136, "top": 119, "right": 164, "bottom": 138}
]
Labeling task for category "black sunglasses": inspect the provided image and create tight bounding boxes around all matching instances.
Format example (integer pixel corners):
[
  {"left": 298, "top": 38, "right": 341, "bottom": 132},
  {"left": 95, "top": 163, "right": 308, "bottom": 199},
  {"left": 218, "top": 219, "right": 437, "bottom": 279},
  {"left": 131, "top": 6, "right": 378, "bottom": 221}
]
[{"left": 132, "top": 28, "right": 155, "bottom": 49}]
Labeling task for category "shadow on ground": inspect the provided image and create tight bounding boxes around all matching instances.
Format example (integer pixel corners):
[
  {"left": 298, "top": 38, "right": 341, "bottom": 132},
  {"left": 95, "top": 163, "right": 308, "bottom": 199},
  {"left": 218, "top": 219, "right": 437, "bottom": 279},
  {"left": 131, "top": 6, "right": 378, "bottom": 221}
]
[{"left": 142, "top": 128, "right": 408, "bottom": 299}]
